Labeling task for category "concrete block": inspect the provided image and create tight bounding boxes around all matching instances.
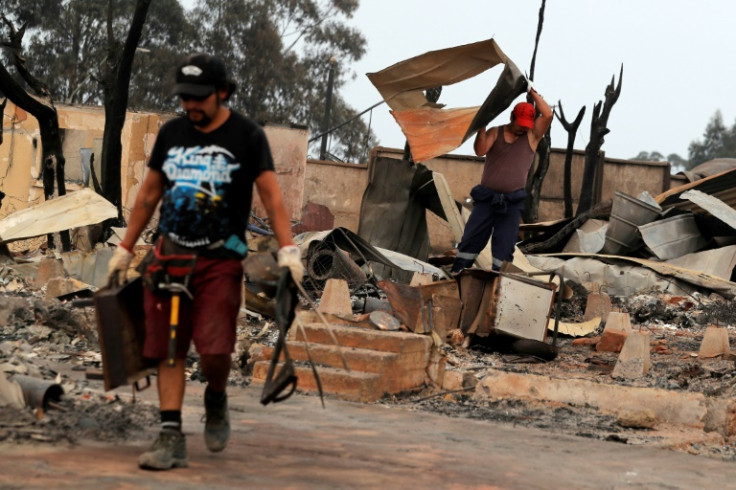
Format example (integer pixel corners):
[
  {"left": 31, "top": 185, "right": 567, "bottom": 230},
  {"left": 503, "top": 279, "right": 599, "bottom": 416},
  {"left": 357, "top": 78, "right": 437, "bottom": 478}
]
[
  {"left": 252, "top": 361, "right": 385, "bottom": 402},
  {"left": 426, "top": 347, "right": 445, "bottom": 387},
  {"left": 584, "top": 291, "right": 612, "bottom": 322},
  {"left": 442, "top": 370, "right": 465, "bottom": 391},
  {"left": 606, "top": 311, "right": 632, "bottom": 330},
  {"left": 318, "top": 279, "right": 352, "bottom": 316},
  {"left": 704, "top": 398, "right": 736, "bottom": 438},
  {"left": 262, "top": 318, "right": 434, "bottom": 400},
  {"left": 596, "top": 312, "right": 632, "bottom": 353},
  {"left": 291, "top": 322, "right": 432, "bottom": 354},
  {"left": 612, "top": 331, "right": 651, "bottom": 379},
  {"left": 475, "top": 369, "right": 707, "bottom": 428},
  {"left": 617, "top": 408, "right": 657, "bottom": 429},
  {"left": 699, "top": 326, "right": 730, "bottom": 358}
]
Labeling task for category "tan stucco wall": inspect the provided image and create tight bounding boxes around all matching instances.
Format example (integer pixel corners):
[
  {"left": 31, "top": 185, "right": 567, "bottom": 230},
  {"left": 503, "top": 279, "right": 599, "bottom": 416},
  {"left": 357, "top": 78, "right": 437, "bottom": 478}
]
[
  {"left": 252, "top": 124, "right": 309, "bottom": 222},
  {"left": 309, "top": 147, "right": 671, "bottom": 254},
  {"left": 0, "top": 102, "right": 170, "bottom": 222},
  {"left": 303, "top": 159, "right": 369, "bottom": 231},
  {"left": 1, "top": 102, "right": 308, "bottom": 228}
]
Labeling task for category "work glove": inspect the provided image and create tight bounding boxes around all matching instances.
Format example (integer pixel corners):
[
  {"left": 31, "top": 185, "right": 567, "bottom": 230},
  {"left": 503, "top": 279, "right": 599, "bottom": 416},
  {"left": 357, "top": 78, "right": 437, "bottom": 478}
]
[
  {"left": 277, "top": 245, "right": 304, "bottom": 284},
  {"left": 107, "top": 244, "right": 135, "bottom": 285},
  {"left": 525, "top": 77, "right": 535, "bottom": 94}
]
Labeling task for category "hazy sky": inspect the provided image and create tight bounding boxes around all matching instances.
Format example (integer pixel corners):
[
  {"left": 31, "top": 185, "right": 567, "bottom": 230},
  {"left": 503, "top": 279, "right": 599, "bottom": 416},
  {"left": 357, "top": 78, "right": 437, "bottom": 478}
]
[{"left": 336, "top": 0, "right": 735, "bottom": 162}]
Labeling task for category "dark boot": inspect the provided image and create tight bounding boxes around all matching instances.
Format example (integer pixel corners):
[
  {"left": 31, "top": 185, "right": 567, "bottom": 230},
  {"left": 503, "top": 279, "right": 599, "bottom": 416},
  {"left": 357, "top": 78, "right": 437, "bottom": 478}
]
[
  {"left": 138, "top": 429, "right": 188, "bottom": 470},
  {"left": 204, "top": 391, "right": 230, "bottom": 452}
]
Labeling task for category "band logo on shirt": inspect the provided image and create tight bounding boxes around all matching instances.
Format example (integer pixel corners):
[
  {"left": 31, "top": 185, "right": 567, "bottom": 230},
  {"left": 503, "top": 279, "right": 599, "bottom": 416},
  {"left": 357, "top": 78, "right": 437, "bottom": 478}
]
[{"left": 162, "top": 145, "right": 241, "bottom": 187}]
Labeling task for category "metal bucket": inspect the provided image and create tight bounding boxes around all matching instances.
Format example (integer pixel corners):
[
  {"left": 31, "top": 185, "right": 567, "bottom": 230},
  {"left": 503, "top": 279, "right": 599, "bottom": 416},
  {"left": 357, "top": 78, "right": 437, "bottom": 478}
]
[
  {"left": 639, "top": 213, "right": 707, "bottom": 260},
  {"left": 602, "top": 192, "right": 661, "bottom": 255}
]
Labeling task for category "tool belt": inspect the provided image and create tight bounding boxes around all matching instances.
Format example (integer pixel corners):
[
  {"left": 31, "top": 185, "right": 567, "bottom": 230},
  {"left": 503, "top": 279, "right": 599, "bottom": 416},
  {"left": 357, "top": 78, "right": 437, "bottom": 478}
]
[{"left": 137, "top": 236, "right": 198, "bottom": 293}]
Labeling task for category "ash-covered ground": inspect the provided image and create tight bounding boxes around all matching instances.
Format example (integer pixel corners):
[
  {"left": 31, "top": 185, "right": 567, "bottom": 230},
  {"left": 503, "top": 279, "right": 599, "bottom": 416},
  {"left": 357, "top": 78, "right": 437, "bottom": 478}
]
[{"left": 2, "top": 263, "right": 736, "bottom": 463}]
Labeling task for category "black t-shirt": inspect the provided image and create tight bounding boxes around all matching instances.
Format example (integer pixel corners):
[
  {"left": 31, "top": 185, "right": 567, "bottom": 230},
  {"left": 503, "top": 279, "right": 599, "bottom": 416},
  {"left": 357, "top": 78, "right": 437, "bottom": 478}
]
[{"left": 148, "top": 111, "right": 274, "bottom": 256}]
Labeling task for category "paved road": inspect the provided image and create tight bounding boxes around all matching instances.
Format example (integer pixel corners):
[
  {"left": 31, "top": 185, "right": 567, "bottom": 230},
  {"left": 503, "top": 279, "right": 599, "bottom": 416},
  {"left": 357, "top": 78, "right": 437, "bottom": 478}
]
[{"left": 1, "top": 383, "right": 735, "bottom": 489}]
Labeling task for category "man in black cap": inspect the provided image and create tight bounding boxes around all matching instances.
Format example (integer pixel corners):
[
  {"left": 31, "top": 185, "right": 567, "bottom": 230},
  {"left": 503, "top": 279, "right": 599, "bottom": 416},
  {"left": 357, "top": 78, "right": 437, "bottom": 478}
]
[{"left": 108, "top": 53, "right": 304, "bottom": 470}]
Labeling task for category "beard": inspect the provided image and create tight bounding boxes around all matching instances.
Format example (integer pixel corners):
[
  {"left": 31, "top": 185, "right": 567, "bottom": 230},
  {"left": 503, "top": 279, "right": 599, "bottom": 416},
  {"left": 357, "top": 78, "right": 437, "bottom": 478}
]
[
  {"left": 185, "top": 96, "right": 220, "bottom": 128},
  {"left": 186, "top": 110, "right": 213, "bottom": 128}
]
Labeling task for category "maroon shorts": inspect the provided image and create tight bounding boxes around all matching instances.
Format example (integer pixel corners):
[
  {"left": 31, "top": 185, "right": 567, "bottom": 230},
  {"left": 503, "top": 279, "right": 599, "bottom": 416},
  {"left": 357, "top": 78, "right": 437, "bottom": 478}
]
[{"left": 143, "top": 257, "right": 243, "bottom": 359}]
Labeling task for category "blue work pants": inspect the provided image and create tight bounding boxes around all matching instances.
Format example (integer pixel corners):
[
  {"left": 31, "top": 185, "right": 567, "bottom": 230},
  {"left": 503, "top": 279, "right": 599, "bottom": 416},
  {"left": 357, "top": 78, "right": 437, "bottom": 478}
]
[{"left": 452, "top": 186, "right": 525, "bottom": 272}]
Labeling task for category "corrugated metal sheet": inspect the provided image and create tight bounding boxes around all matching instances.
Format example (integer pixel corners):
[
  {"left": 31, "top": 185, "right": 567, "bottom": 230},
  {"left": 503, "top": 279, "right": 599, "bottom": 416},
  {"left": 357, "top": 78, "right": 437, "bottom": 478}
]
[
  {"left": 367, "top": 38, "right": 525, "bottom": 163},
  {"left": 656, "top": 167, "right": 736, "bottom": 212}
]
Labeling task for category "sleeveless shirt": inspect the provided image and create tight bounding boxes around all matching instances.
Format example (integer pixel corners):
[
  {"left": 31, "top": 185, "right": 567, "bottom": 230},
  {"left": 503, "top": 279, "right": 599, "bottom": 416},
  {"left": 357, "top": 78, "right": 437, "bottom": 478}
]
[{"left": 479, "top": 127, "right": 535, "bottom": 193}]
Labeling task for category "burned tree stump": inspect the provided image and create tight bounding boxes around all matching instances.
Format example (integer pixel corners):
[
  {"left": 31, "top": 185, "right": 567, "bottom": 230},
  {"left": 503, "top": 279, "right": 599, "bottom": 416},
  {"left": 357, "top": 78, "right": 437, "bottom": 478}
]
[
  {"left": 577, "top": 65, "right": 623, "bottom": 216},
  {"left": 555, "top": 101, "right": 586, "bottom": 218}
]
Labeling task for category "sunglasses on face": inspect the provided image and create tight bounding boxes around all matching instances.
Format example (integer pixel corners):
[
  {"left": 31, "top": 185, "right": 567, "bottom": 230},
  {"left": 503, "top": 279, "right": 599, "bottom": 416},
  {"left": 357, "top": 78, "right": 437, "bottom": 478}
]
[{"left": 179, "top": 93, "right": 212, "bottom": 102}]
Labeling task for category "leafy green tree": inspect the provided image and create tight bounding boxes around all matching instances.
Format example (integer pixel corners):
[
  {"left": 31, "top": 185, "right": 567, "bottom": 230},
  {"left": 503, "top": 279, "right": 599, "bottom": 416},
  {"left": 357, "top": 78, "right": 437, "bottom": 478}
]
[
  {"left": 17, "top": 0, "right": 189, "bottom": 109},
  {"left": 4, "top": 0, "right": 375, "bottom": 165},
  {"left": 667, "top": 153, "right": 689, "bottom": 172},
  {"left": 688, "top": 110, "right": 736, "bottom": 167},
  {"left": 632, "top": 150, "right": 689, "bottom": 173},
  {"left": 633, "top": 151, "right": 665, "bottom": 161},
  {"left": 189, "top": 0, "right": 376, "bottom": 162}
]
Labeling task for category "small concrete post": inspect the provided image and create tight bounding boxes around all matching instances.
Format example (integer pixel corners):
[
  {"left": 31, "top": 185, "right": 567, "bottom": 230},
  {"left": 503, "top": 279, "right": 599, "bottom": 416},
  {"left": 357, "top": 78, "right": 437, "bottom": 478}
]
[
  {"left": 698, "top": 326, "right": 731, "bottom": 358},
  {"left": 318, "top": 278, "right": 353, "bottom": 316},
  {"left": 612, "top": 331, "right": 651, "bottom": 379},
  {"left": 584, "top": 291, "right": 612, "bottom": 323}
]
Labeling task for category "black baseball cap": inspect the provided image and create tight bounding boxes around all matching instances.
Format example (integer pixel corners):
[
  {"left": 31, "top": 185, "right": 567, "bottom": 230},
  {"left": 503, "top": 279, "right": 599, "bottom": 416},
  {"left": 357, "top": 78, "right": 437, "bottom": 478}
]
[{"left": 172, "top": 53, "right": 237, "bottom": 98}]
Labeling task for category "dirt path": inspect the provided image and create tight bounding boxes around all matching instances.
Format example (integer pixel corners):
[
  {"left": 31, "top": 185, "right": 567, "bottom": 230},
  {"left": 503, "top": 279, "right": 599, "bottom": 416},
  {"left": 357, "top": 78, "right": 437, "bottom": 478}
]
[{"left": 1, "top": 383, "right": 735, "bottom": 489}]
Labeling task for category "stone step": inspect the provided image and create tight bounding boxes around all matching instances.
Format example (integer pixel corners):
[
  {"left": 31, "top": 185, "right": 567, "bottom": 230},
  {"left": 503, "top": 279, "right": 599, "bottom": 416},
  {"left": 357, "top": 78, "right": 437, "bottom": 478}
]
[
  {"left": 252, "top": 361, "right": 384, "bottom": 403},
  {"left": 290, "top": 322, "right": 432, "bottom": 354},
  {"left": 253, "top": 343, "right": 428, "bottom": 394}
]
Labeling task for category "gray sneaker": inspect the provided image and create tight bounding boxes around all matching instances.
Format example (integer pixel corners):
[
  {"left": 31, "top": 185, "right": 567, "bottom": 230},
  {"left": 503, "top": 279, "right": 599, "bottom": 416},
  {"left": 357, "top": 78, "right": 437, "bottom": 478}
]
[
  {"left": 138, "top": 429, "right": 188, "bottom": 470},
  {"left": 204, "top": 393, "right": 230, "bottom": 452}
]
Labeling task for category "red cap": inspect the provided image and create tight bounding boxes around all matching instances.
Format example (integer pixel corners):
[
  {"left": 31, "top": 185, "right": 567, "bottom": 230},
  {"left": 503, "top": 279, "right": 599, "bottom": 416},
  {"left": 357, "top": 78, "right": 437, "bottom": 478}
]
[{"left": 512, "top": 102, "right": 535, "bottom": 129}]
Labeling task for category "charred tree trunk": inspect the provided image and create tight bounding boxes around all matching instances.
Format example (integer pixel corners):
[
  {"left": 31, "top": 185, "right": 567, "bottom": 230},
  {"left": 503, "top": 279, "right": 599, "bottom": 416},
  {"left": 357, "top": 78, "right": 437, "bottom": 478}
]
[
  {"left": 0, "top": 191, "right": 12, "bottom": 258},
  {"left": 100, "top": 0, "right": 151, "bottom": 226},
  {"left": 0, "top": 18, "right": 71, "bottom": 251},
  {"left": 523, "top": 133, "right": 550, "bottom": 224},
  {"left": 577, "top": 65, "right": 623, "bottom": 215},
  {"left": 522, "top": 0, "right": 548, "bottom": 225},
  {"left": 0, "top": 97, "right": 6, "bottom": 145},
  {"left": 555, "top": 101, "right": 586, "bottom": 218}
]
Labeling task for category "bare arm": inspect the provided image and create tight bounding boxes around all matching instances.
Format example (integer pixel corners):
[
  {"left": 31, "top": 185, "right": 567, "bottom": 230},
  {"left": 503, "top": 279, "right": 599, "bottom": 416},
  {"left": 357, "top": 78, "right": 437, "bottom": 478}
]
[
  {"left": 529, "top": 88, "right": 553, "bottom": 144},
  {"left": 120, "top": 168, "right": 165, "bottom": 250},
  {"left": 474, "top": 126, "right": 499, "bottom": 156},
  {"left": 255, "top": 170, "right": 295, "bottom": 248}
]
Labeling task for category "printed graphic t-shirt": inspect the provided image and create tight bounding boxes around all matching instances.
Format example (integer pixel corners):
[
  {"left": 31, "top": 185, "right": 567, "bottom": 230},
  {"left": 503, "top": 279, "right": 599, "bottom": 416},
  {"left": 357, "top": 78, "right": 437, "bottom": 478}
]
[{"left": 147, "top": 111, "right": 274, "bottom": 256}]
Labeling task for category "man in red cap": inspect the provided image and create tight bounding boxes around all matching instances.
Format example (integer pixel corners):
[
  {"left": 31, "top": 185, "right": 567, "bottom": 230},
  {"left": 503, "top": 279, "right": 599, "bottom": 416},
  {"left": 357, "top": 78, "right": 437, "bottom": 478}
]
[{"left": 452, "top": 84, "right": 552, "bottom": 272}]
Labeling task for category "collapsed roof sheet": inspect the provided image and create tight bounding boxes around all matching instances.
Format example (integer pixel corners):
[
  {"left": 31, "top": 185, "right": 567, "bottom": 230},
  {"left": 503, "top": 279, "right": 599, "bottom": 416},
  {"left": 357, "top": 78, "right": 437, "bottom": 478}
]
[
  {"left": 656, "top": 167, "right": 736, "bottom": 213},
  {"left": 0, "top": 188, "right": 117, "bottom": 243},
  {"left": 367, "top": 38, "right": 526, "bottom": 162}
]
